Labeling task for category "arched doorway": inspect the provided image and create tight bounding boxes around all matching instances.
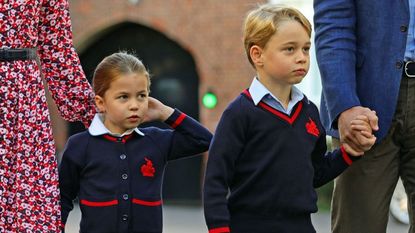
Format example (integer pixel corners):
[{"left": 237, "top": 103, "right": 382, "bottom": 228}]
[{"left": 72, "top": 22, "right": 202, "bottom": 202}]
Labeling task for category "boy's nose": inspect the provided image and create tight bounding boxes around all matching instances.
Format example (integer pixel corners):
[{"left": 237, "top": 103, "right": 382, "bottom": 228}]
[{"left": 296, "top": 52, "right": 308, "bottom": 63}]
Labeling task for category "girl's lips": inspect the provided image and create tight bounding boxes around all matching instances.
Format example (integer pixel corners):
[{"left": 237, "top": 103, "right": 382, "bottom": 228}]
[{"left": 128, "top": 116, "right": 140, "bottom": 121}]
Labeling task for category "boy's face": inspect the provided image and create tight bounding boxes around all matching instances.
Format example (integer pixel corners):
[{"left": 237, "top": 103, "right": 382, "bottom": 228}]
[
  {"left": 256, "top": 20, "right": 311, "bottom": 87},
  {"left": 95, "top": 73, "right": 149, "bottom": 134}
]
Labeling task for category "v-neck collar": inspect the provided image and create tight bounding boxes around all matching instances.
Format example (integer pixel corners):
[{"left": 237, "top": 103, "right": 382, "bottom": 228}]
[{"left": 242, "top": 89, "right": 303, "bottom": 125}]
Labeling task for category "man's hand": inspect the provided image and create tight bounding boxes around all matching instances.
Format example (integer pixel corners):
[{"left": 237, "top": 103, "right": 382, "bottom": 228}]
[
  {"left": 343, "top": 115, "right": 377, "bottom": 156},
  {"left": 338, "top": 106, "right": 378, "bottom": 154}
]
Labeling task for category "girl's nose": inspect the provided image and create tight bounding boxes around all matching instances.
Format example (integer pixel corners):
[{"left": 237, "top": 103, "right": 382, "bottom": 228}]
[{"left": 130, "top": 100, "right": 140, "bottom": 110}]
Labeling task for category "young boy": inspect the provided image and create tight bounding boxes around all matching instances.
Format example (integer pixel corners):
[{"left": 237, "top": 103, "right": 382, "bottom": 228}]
[{"left": 203, "top": 4, "right": 376, "bottom": 233}]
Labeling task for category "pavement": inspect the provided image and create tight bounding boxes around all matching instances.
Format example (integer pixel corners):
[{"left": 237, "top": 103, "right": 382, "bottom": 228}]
[{"left": 65, "top": 204, "right": 410, "bottom": 233}]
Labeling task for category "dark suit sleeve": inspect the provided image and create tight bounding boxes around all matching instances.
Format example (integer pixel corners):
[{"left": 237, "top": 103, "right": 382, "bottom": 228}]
[
  {"left": 203, "top": 101, "right": 246, "bottom": 233},
  {"left": 59, "top": 134, "right": 86, "bottom": 228},
  {"left": 164, "top": 109, "right": 213, "bottom": 160},
  {"left": 314, "top": 0, "right": 361, "bottom": 129}
]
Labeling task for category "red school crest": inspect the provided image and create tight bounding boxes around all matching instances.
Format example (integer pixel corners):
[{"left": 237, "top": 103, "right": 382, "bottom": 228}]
[
  {"left": 140, "top": 157, "right": 155, "bottom": 177},
  {"left": 305, "top": 117, "right": 320, "bottom": 137}
]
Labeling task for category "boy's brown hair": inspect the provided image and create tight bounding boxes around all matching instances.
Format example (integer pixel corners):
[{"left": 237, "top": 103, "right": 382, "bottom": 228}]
[{"left": 243, "top": 4, "right": 312, "bottom": 66}]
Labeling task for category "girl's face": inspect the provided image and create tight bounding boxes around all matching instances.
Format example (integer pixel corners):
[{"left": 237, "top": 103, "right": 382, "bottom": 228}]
[
  {"left": 95, "top": 73, "right": 149, "bottom": 134},
  {"left": 256, "top": 20, "right": 311, "bottom": 88}
]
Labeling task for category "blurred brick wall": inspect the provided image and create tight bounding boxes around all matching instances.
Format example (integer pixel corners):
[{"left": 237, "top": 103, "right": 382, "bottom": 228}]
[{"left": 50, "top": 0, "right": 266, "bottom": 151}]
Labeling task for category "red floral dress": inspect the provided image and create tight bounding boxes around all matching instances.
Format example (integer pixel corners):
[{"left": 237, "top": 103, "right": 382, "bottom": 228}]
[{"left": 0, "top": 0, "right": 95, "bottom": 232}]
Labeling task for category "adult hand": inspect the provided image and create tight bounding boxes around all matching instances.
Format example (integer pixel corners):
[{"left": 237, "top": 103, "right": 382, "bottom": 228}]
[
  {"left": 338, "top": 106, "right": 378, "bottom": 153},
  {"left": 350, "top": 114, "right": 377, "bottom": 146}
]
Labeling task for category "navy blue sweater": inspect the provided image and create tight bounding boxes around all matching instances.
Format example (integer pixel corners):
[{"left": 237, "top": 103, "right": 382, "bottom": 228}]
[
  {"left": 203, "top": 90, "right": 356, "bottom": 233},
  {"left": 59, "top": 109, "right": 212, "bottom": 233}
]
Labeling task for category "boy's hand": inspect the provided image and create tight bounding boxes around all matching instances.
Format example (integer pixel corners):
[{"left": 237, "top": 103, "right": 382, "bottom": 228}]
[
  {"left": 143, "top": 97, "right": 174, "bottom": 123},
  {"left": 342, "top": 115, "right": 376, "bottom": 156},
  {"left": 338, "top": 107, "right": 378, "bottom": 153},
  {"left": 342, "top": 142, "right": 364, "bottom": 157}
]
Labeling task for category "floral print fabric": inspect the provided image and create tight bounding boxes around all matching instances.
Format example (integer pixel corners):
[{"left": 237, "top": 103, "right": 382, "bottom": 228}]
[{"left": 0, "top": 0, "right": 95, "bottom": 232}]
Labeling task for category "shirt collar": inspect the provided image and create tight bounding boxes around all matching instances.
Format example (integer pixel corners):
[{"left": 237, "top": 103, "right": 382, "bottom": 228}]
[
  {"left": 249, "top": 77, "right": 304, "bottom": 106},
  {"left": 88, "top": 114, "right": 145, "bottom": 137}
]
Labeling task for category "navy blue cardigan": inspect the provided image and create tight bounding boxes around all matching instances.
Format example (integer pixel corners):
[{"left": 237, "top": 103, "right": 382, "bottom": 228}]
[
  {"left": 59, "top": 109, "right": 212, "bottom": 233},
  {"left": 203, "top": 90, "right": 357, "bottom": 233}
]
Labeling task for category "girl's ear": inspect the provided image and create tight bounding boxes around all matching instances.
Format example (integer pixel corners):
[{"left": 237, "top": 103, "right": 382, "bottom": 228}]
[
  {"left": 250, "top": 45, "right": 264, "bottom": 67},
  {"left": 95, "top": 95, "right": 106, "bottom": 113}
]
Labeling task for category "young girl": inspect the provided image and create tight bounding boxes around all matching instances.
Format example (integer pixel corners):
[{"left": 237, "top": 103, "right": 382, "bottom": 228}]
[
  {"left": 59, "top": 52, "right": 212, "bottom": 233},
  {"left": 203, "top": 4, "right": 376, "bottom": 233}
]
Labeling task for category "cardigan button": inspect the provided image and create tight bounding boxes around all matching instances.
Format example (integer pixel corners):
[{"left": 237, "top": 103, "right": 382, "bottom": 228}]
[
  {"left": 122, "top": 214, "right": 128, "bottom": 221},
  {"left": 120, "top": 154, "right": 127, "bottom": 160},
  {"left": 400, "top": 25, "right": 408, "bottom": 32},
  {"left": 122, "top": 174, "right": 128, "bottom": 180},
  {"left": 122, "top": 194, "right": 129, "bottom": 200}
]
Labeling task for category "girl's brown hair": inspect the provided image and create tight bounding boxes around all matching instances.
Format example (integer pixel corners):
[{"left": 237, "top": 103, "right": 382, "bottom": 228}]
[{"left": 92, "top": 52, "right": 151, "bottom": 97}]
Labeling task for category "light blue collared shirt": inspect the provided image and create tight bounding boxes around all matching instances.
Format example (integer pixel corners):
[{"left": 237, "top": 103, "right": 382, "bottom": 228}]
[
  {"left": 405, "top": 0, "right": 415, "bottom": 60},
  {"left": 249, "top": 77, "right": 304, "bottom": 115},
  {"left": 88, "top": 114, "right": 145, "bottom": 137}
]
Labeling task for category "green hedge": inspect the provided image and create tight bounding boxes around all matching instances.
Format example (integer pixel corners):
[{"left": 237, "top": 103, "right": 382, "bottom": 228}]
[
  {"left": 316, "top": 181, "right": 333, "bottom": 212},
  {"left": 316, "top": 136, "right": 335, "bottom": 212}
]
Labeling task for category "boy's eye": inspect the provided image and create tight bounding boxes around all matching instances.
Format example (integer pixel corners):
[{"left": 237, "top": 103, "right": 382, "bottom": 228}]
[
  {"left": 303, "top": 47, "right": 310, "bottom": 53},
  {"left": 118, "top": 95, "right": 128, "bottom": 99},
  {"left": 284, "top": 46, "right": 296, "bottom": 53}
]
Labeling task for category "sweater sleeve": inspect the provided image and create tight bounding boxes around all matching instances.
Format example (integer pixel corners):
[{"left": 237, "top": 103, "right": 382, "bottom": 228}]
[
  {"left": 59, "top": 134, "right": 87, "bottom": 229},
  {"left": 163, "top": 109, "right": 213, "bottom": 160},
  {"left": 311, "top": 126, "right": 359, "bottom": 188},
  {"left": 203, "top": 101, "right": 246, "bottom": 233}
]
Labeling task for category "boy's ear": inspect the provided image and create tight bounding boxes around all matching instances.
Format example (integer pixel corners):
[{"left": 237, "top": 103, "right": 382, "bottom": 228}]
[
  {"left": 250, "top": 45, "right": 263, "bottom": 67},
  {"left": 94, "top": 95, "right": 105, "bottom": 113}
]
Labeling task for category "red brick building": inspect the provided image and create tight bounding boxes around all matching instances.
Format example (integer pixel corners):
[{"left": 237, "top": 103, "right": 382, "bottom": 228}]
[
  {"left": 51, "top": 0, "right": 272, "bottom": 149},
  {"left": 50, "top": 0, "right": 266, "bottom": 201}
]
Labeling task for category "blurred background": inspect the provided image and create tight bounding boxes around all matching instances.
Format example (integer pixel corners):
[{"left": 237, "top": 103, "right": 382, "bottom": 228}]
[
  {"left": 46, "top": 0, "right": 409, "bottom": 232},
  {"left": 51, "top": 0, "right": 322, "bottom": 205}
]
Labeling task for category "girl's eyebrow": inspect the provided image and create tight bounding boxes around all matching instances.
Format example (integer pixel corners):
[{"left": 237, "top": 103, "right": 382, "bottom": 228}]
[
  {"left": 115, "top": 89, "right": 148, "bottom": 95},
  {"left": 115, "top": 91, "right": 129, "bottom": 95}
]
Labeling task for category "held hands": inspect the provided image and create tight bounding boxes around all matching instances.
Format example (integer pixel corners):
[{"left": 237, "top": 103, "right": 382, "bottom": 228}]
[
  {"left": 339, "top": 107, "right": 378, "bottom": 156},
  {"left": 142, "top": 97, "right": 174, "bottom": 123}
]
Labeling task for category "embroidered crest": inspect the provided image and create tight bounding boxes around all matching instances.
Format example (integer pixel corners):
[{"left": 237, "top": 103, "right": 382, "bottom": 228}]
[
  {"left": 140, "top": 157, "right": 155, "bottom": 177},
  {"left": 306, "top": 117, "right": 320, "bottom": 137}
]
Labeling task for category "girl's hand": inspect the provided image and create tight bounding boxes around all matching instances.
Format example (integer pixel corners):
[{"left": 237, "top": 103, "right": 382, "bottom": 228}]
[{"left": 143, "top": 97, "right": 174, "bottom": 123}]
